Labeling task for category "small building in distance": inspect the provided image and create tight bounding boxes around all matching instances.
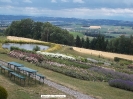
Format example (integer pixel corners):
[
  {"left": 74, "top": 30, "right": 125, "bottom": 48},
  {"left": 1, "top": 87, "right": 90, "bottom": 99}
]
[{"left": 89, "top": 26, "right": 101, "bottom": 29}]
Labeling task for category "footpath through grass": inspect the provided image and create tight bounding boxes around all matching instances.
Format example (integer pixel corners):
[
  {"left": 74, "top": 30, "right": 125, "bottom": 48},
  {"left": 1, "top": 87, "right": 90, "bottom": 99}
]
[{"left": 0, "top": 54, "right": 133, "bottom": 99}]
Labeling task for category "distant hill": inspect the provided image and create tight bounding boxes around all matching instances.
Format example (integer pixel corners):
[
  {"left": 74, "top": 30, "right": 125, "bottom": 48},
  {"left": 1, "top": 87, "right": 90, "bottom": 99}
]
[{"left": 0, "top": 15, "right": 133, "bottom": 26}]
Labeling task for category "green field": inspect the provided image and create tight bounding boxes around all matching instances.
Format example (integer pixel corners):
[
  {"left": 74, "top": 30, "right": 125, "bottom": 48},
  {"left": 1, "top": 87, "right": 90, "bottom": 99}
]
[
  {"left": 100, "top": 25, "right": 133, "bottom": 37},
  {"left": 68, "top": 25, "right": 133, "bottom": 38},
  {"left": 69, "top": 31, "right": 84, "bottom": 38}
]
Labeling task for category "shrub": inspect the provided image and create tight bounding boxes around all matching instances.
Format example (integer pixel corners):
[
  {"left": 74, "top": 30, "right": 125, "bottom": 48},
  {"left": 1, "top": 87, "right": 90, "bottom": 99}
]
[
  {"left": 114, "top": 57, "right": 120, "bottom": 62},
  {"left": 128, "top": 65, "right": 133, "bottom": 69},
  {"left": 33, "top": 45, "right": 40, "bottom": 51},
  {"left": 109, "top": 79, "right": 133, "bottom": 91},
  {"left": 10, "top": 46, "right": 35, "bottom": 53},
  {"left": 0, "top": 86, "right": 8, "bottom": 99},
  {"left": 89, "top": 66, "right": 133, "bottom": 81},
  {"left": 114, "top": 57, "right": 132, "bottom": 63}
]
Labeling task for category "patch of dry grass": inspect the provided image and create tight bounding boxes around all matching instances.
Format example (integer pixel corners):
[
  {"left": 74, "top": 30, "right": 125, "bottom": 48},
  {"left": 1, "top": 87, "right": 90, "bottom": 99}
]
[
  {"left": 73, "top": 47, "right": 133, "bottom": 61},
  {"left": 7, "top": 36, "right": 43, "bottom": 43}
]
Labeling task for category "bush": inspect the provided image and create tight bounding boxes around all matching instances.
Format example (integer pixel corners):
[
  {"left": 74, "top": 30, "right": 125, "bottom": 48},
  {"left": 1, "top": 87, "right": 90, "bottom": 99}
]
[
  {"left": 10, "top": 46, "right": 35, "bottom": 53},
  {"left": 109, "top": 79, "right": 133, "bottom": 91},
  {"left": 33, "top": 45, "right": 40, "bottom": 51},
  {"left": 114, "top": 57, "right": 120, "bottom": 62},
  {"left": 128, "top": 65, "right": 133, "bottom": 69},
  {"left": 0, "top": 86, "right": 8, "bottom": 99},
  {"left": 114, "top": 57, "right": 132, "bottom": 63},
  {"left": 89, "top": 66, "right": 133, "bottom": 81}
]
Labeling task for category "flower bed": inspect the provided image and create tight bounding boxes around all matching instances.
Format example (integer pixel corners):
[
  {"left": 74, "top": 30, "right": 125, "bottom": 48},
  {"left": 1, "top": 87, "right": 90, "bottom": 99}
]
[
  {"left": 109, "top": 79, "right": 133, "bottom": 91},
  {"left": 37, "top": 51, "right": 87, "bottom": 62},
  {"left": 37, "top": 51, "right": 76, "bottom": 61},
  {"left": 89, "top": 66, "right": 133, "bottom": 81},
  {"left": 38, "top": 62, "right": 106, "bottom": 81},
  {"left": 9, "top": 50, "right": 44, "bottom": 63}
]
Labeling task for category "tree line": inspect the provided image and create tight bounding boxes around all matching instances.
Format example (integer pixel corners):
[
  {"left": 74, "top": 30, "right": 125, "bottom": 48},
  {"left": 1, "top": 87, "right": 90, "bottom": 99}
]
[
  {"left": 5, "top": 18, "right": 74, "bottom": 46},
  {"left": 5, "top": 18, "right": 133, "bottom": 55},
  {"left": 75, "top": 35, "right": 133, "bottom": 55}
]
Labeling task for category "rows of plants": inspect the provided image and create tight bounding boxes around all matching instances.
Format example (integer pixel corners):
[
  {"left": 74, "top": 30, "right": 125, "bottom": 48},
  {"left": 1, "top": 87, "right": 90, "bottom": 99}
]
[
  {"left": 37, "top": 51, "right": 76, "bottom": 61},
  {"left": 89, "top": 66, "right": 133, "bottom": 81},
  {"left": 9, "top": 50, "right": 44, "bottom": 63},
  {"left": 7, "top": 48, "right": 133, "bottom": 83},
  {"left": 43, "top": 56, "right": 91, "bottom": 69},
  {"left": 109, "top": 79, "right": 133, "bottom": 92},
  {"left": 37, "top": 51, "right": 87, "bottom": 62},
  {"left": 37, "top": 61, "right": 107, "bottom": 81}
]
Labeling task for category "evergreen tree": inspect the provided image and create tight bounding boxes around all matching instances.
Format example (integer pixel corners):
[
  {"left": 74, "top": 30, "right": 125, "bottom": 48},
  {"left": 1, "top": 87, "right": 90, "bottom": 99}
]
[
  {"left": 85, "top": 37, "right": 90, "bottom": 48},
  {"left": 75, "top": 35, "right": 82, "bottom": 47}
]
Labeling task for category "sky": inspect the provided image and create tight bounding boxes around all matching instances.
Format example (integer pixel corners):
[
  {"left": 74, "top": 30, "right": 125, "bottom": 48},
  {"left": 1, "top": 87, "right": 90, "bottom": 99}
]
[{"left": 0, "top": 0, "right": 133, "bottom": 21}]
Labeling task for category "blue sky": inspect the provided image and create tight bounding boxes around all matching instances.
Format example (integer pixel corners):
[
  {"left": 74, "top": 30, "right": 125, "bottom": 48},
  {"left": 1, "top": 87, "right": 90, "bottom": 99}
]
[{"left": 0, "top": 0, "right": 133, "bottom": 20}]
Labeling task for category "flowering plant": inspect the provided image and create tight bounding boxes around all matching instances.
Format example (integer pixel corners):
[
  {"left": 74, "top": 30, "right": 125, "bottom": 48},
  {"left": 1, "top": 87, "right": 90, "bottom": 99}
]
[
  {"left": 37, "top": 51, "right": 76, "bottom": 61},
  {"left": 9, "top": 50, "right": 44, "bottom": 63}
]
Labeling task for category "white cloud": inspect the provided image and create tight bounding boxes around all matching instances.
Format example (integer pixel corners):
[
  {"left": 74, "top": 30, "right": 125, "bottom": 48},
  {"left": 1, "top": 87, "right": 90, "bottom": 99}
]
[
  {"left": 51, "top": 0, "right": 57, "bottom": 3},
  {"left": 0, "top": 5, "right": 133, "bottom": 20},
  {"left": 0, "top": 0, "right": 12, "bottom": 3},
  {"left": 61, "top": 0, "right": 68, "bottom": 2},
  {"left": 73, "top": 0, "right": 84, "bottom": 3},
  {"left": 23, "top": 0, "right": 32, "bottom": 3}
]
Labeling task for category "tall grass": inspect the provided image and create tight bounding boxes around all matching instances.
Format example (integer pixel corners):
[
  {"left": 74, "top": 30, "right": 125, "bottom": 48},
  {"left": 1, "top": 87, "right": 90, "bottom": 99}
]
[{"left": 0, "top": 36, "right": 9, "bottom": 54}]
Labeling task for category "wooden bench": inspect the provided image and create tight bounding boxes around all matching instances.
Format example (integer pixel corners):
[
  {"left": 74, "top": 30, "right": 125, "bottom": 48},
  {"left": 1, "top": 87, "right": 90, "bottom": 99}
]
[
  {"left": 10, "top": 72, "right": 26, "bottom": 85},
  {"left": 36, "top": 73, "right": 45, "bottom": 84},
  {"left": 0, "top": 65, "right": 13, "bottom": 76}
]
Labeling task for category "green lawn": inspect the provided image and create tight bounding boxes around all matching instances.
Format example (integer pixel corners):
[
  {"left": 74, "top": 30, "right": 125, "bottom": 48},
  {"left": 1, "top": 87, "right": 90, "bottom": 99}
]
[{"left": 0, "top": 54, "right": 133, "bottom": 99}]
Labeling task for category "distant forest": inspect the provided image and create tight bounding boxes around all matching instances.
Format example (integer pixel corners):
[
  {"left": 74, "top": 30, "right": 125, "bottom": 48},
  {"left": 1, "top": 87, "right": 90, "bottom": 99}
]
[{"left": 5, "top": 18, "right": 133, "bottom": 55}]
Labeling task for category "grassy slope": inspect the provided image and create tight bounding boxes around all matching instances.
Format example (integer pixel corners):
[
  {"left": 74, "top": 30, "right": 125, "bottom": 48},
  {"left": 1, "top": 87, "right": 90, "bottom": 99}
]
[
  {"left": 0, "top": 74, "right": 74, "bottom": 99},
  {"left": 0, "top": 54, "right": 133, "bottom": 99}
]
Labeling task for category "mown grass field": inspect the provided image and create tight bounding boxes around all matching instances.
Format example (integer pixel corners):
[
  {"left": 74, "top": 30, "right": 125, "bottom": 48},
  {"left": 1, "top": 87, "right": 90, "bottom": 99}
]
[{"left": 1, "top": 36, "right": 133, "bottom": 99}]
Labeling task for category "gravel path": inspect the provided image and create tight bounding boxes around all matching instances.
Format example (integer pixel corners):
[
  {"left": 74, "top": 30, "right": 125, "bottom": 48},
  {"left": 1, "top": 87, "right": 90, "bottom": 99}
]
[
  {"left": 42, "top": 79, "right": 95, "bottom": 99},
  {"left": 0, "top": 60, "right": 95, "bottom": 99}
]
